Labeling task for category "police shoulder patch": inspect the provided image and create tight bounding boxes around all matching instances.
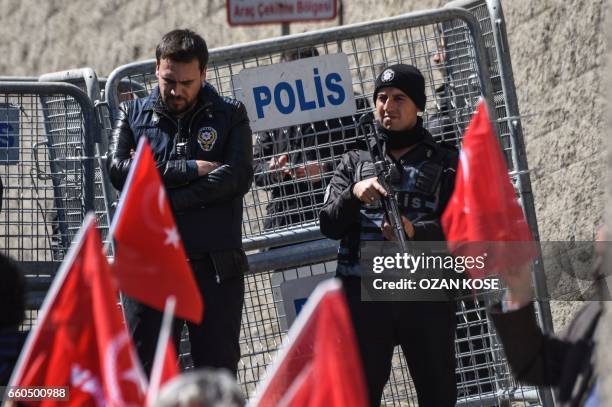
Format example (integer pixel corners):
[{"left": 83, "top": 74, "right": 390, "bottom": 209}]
[
  {"left": 222, "top": 96, "right": 242, "bottom": 109},
  {"left": 197, "top": 127, "right": 218, "bottom": 152}
]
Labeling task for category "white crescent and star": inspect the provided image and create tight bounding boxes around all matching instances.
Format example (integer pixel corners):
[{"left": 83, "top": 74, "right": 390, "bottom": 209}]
[
  {"left": 104, "top": 332, "right": 145, "bottom": 407},
  {"left": 164, "top": 227, "right": 180, "bottom": 249}
]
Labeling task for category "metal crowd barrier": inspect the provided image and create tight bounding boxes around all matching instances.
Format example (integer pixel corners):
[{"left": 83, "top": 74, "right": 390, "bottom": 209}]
[
  {"left": 445, "top": 0, "right": 553, "bottom": 317},
  {"left": 0, "top": 81, "right": 97, "bottom": 328},
  {"left": 102, "top": 5, "right": 550, "bottom": 406},
  {"left": 38, "top": 68, "right": 116, "bottom": 253},
  {"left": 106, "top": 7, "right": 494, "bottom": 245},
  {"left": 446, "top": 1, "right": 555, "bottom": 405},
  {"left": 0, "top": 3, "right": 551, "bottom": 407}
]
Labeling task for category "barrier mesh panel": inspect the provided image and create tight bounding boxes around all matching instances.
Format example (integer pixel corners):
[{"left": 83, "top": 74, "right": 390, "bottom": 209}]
[{"left": 99, "top": 6, "right": 540, "bottom": 405}]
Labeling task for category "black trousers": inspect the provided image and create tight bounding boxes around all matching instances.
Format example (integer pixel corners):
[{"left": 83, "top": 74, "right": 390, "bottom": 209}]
[
  {"left": 340, "top": 276, "right": 457, "bottom": 407},
  {"left": 122, "top": 256, "right": 244, "bottom": 377}
]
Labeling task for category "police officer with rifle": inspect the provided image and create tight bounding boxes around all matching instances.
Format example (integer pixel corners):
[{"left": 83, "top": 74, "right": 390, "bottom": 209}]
[{"left": 319, "top": 64, "right": 459, "bottom": 407}]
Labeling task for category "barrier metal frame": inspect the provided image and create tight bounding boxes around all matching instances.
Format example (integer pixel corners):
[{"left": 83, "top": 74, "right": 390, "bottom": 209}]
[
  {"left": 0, "top": 80, "right": 97, "bottom": 250},
  {"left": 106, "top": 7, "right": 496, "bottom": 122},
  {"left": 105, "top": 6, "right": 496, "bottom": 253},
  {"left": 446, "top": 1, "right": 556, "bottom": 404},
  {"left": 0, "top": 81, "right": 97, "bottom": 315},
  {"left": 100, "top": 5, "right": 548, "bottom": 406},
  {"left": 38, "top": 68, "right": 117, "bottom": 251}
]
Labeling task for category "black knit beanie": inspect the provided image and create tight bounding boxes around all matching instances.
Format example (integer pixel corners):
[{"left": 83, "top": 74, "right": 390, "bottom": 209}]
[{"left": 373, "top": 64, "right": 426, "bottom": 111}]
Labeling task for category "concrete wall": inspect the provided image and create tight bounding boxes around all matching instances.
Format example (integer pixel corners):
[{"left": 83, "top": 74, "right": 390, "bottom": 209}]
[
  {"left": 596, "top": 1, "right": 610, "bottom": 405},
  {"left": 1, "top": 0, "right": 608, "bottom": 329},
  {"left": 503, "top": 0, "right": 608, "bottom": 328},
  {"left": 0, "top": 0, "right": 443, "bottom": 77}
]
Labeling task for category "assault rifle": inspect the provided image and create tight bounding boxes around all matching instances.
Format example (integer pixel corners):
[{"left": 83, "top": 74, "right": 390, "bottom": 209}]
[{"left": 358, "top": 113, "right": 409, "bottom": 252}]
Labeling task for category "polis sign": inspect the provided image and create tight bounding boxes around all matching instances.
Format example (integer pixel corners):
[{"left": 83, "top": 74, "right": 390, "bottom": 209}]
[{"left": 236, "top": 53, "right": 355, "bottom": 132}]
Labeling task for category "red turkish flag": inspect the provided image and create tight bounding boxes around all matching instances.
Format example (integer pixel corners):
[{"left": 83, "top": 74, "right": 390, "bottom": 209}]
[
  {"left": 9, "top": 214, "right": 147, "bottom": 407},
  {"left": 254, "top": 279, "right": 368, "bottom": 407},
  {"left": 159, "top": 341, "right": 179, "bottom": 388},
  {"left": 441, "top": 101, "right": 536, "bottom": 278},
  {"left": 145, "top": 341, "right": 179, "bottom": 405},
  {"left": 110, "top": 137, "right": 203, "bottom": 323}
]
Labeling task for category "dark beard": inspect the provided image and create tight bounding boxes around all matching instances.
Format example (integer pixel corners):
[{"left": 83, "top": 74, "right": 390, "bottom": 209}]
[{"left": 163, "top": 95, "right": 197, "bottom": 117}]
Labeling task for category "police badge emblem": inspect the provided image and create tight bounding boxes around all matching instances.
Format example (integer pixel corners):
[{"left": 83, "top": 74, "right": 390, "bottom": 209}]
[
  {"left": 197, "top": 127, "right": 218, "bottom": 151},
  {"left": 381, "top": 69, "right": 395, "bottom": 82}
]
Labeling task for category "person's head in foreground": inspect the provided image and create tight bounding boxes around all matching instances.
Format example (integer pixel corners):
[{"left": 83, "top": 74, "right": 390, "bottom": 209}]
[{"left": 152, "top": 368, "right": 245, "bottom": 407}]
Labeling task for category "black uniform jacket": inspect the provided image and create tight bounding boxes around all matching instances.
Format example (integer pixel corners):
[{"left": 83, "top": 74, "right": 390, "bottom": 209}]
[
  {"left": 107, "top": 84, "right": 253, "bottom": 278},
  {"left": 319, "top": 129, "right": 458, "bottom": 272},
  {"left": 490, "top": 301, "right": 602, "bottom": 407}
]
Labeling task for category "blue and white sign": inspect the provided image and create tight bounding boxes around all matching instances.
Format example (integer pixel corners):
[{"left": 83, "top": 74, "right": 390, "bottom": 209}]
[
  {"left": 0, "top": 104, "right": 19, "bottom": 164},
  {"left": 237, "top": 53, "right": 355, "bottom": 132}
]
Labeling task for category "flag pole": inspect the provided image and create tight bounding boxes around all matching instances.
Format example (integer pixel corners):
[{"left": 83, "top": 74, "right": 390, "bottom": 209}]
[
  {"left": 105, "top": 136, "right": 148, "bottom": 256},
  {"left": 146, "top": 296, "right": 177, "bottom": 406},
  {"left": 105, "top": 138, "right": 147, "bottom": 326}
]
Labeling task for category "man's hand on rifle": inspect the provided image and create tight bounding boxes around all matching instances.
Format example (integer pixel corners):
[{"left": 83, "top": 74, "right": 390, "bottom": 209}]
[
  {"left": 382, "top": 216, "right": 415, "bottom": 240},
  {"left": 352, "top": 177, "right": 388, "bottom": 203}
]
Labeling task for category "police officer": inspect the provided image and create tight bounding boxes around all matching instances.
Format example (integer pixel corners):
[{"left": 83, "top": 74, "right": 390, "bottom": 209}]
[
  {"left": 108, "top": 29, "right": 253, "bottom": 376},
  {"left": 319, "top": 64, "right": 458, "bottom": 406}
]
